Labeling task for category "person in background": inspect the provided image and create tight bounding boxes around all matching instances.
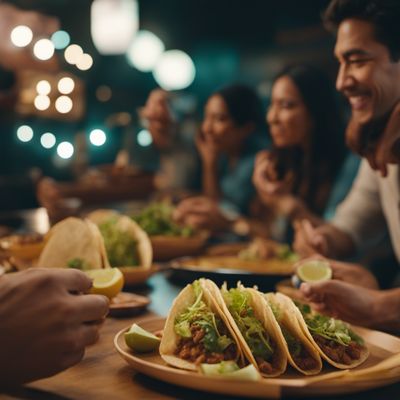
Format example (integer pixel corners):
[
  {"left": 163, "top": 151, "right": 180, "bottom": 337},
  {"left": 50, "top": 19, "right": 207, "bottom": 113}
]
[
  {"left": 252, "top": 64, "right": 359, "bottom": 241},
  {"left": 0, "top": 3, "right": 109, "bottom": 387},
  {"left": 144, "top": 84, "right": 270, "bottom": 236},
  {"left": 294, "top": 0, "right": 400, "bottom": 331}
]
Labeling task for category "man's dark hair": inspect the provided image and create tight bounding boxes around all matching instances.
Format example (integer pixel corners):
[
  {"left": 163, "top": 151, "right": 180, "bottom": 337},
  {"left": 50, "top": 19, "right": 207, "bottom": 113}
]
[{"left": 323, "top": 0, "right": 400, "bottom": 61}]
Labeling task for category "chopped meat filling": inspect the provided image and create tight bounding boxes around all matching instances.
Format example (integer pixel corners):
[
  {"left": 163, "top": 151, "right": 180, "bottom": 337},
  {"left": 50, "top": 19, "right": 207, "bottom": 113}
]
[{"left": 313, "top": 334, "right": 363, "bottom": 365}]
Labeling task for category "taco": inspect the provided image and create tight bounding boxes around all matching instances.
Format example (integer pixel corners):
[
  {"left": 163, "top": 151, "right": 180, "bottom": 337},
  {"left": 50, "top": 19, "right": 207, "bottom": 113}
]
[
  {"left": 37, "top": 217, "right": 107, "bottom": 269},
  {"left": 265, "top": 293, "right": 322, "bottom": 375},
  {"left": 87, "top": 210, "right": 152, "bottom": 269},
  {"left": 291, "top": 299, "right": 369, "bottom": 369},
  {"left": 215, "top": 283, "right": 287, "bottom": 377},
  {"left": 160, "top": 279, "right": 246, "bottom": 371}
]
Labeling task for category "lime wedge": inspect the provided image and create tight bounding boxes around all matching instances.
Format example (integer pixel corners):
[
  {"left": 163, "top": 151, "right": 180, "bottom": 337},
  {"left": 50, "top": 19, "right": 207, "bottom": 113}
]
[
  {"left": 124, "top": 323, "right": 160, "bottom": 353},
  {"left": 296, "top": 260, "right": 332, "bottom": 283},
  {"left": 201, "top": 363, "right": 260, "bottom": 381},
  {"left": 85, "top": 267, "right": 124, "bottom": 299}
]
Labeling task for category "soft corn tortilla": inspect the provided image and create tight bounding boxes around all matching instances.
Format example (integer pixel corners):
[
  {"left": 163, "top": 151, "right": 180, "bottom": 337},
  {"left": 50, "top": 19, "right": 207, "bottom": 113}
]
[
  {"left": 265, "top": 293, "right": 322, "bottom": 375},
  {"left": 279, "top": 293, "right": 369, "bottom": 369},
  {"left": 209, "top": 282, "right": 287, "bottom": 377},
  {"left": 37, "top": 217, "right": 105, "bottom": 269},
  {"left": 87, "top": 210, "right": 152, "bottom": 269},
  {"left": 160, "top": 279, "right": 245, "bottom": 371}
]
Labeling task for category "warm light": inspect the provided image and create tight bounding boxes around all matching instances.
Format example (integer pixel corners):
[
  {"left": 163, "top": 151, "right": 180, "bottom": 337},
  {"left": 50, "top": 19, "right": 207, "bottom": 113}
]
[
  {"left": 64, "top": 44, "right": 83, "bottom": 65},
  {"left": 76, "top": 54, "right": 93, "bottom": 71},
  {"left": 16, "top": 125, "right": 33, "bottom": 142},
  {"left": 137, "top": 129, "right": 152, "bottom": 147},
  {"left": 51, "top": 30, "right": 70, "bottom": 50},
  {"left": 11, "top": 25, "right": 33, "bottom": 47},
  {"left": 96, "top": 85, "right": 112, "bottom": 102},
  {"left": 34, "top": 95, "right": 51, "bottom": 111},
  {"left": 36, "top": 80, "right": 51, "bottom": 95},
  {"left": 91, "top": 0, "right": 138, "bottom": 55},
  {"left": 55, "top": 96, "right": 73, "bottom": 114},
  {"left": 57, "top": 77, "right": 75, "bottom": 94},
  {"left": 40, "top": 132, "right": 56, "bottom": 149},
  {"left": 126, "top": 30, "right": 164, "bottom": 72},
  {"left": 57, "top": 141, "right": 74, "bottom": 159},
  {"left": 153, "top": 50, "right": 196, "bottom": 90},
  {"left": 33, "top": 39, "right": 55, "bottom": 61},
  {"left": 89, "top": 129, "right": 107, "bottom": 146}
]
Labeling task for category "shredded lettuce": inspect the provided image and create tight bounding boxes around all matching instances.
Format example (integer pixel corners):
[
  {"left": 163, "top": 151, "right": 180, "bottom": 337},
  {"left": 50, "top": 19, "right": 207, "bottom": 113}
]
[
  {"left": 295, "top": 301, "right": 364, "bottom": 346},
  {"left": 281, "top": 326, "right": 302, "bottom": 358},
  {"left": 174, "top": 280, "right": 233, "bottom": 353},
  {"left": 67, "top": 258, "right": 92, "bottom": 270},
  {"left": 99, "top": 218, "right": 139, "bottom": 267},
  {"left": 133, "top": 202, "right": 194, "bottom": 237},
  {"left": 223, "top": 288, "right": 273, "bottom": 361}
]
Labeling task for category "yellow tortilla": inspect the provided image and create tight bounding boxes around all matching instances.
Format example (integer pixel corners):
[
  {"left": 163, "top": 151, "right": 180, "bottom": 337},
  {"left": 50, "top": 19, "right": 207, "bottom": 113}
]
[
  {"left": 160, "top": 279, "right": 245, "bottom": 371},
  {"left": 278, "top": 293, "right": 369, "bottom": 369},
  {"left": 265, "top": 293, "right": 322, "bottom": 375},
  {"left": 210, "top": 282, "right": 287, "bottom": 377},
  {"left": 37, "top": 217, "right": 105, "bottom": 269}
]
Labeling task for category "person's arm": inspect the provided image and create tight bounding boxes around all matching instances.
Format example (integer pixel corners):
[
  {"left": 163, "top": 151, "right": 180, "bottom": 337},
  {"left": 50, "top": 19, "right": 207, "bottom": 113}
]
[
  {"left": 300, "top": 280, "right": 400, "bottom": 331},
  {"left": 0, "top": 268, "right": 109, "bottom": 387}
]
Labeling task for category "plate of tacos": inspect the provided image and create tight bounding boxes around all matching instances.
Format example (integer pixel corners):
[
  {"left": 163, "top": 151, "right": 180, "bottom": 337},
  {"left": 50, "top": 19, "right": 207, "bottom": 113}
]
[
  {"left": 132, "top": 202, "right": 209, "bottom": 261},
  {"left": 170, "top": 239, "right": 297, "bottom": 291},
  {"left": 115, "top": 279, "right": 400, "bottom": 398}
]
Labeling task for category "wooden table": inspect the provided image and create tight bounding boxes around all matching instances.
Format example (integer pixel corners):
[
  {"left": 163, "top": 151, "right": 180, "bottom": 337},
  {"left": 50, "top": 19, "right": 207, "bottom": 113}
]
[{"left": 2, "top": 272, "right": 400, "bottom": 400}]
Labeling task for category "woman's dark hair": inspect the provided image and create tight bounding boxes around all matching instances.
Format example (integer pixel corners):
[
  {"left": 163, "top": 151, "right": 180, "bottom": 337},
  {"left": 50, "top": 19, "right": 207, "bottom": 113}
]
[
  {"left": 323, "top": 0, "right": 400, "bottom": 61},
  {"left": 270, "top": 64, "right": 346, "bottom": 214},
  {"left": 212, "top": 84, "right": 265, "bottom": 130}
]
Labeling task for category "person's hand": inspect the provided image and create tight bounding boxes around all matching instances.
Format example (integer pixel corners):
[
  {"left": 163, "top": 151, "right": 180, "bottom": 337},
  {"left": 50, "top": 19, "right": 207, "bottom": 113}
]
[
  {"left": 297, "top": 255, "right": 379, "bottom": 289},
  {"left": 139, "top": 89, "right": 174, "bottom": 149},
  {"left": 0, "top": 3, "right": 59, "bottom": 71},
  {"left": 0, "top": 268, "right": 109, "bottom": 386},
  {"left": 293, "top": 219, "right": 329, "bottom": 257},
  {"left": 299, "top": 280, "right": 380, "bottom": 328},
  {"left": 195, "top": 130, "right": 219, "bottom": 167},
  {"left": 173, "top": 196, "right": 230, "bottom": 232}
]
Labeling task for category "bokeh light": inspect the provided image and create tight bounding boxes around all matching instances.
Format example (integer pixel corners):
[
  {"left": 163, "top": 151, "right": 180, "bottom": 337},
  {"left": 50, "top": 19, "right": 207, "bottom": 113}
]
[
  {"left": 76, "top": 54, "right": 93, "bottom": 71},
  {"left": 137, "top": 129, "right": 153, "bottom": 147},
  {"left": 10, "top": 25, "right": 33, "bottom": 47},
  {"left": 40, "top": 132, "right": 56, "bottom": 149},
  {"left": 126, "top": 30, "right": 164, "bottom": 72},
  {"left": 33, "top": 39, "right": 55, "bottom": 60},
  {"left": 57, "top": 77, "right": 75, "bottom": 94},
  {"left": 153, "top": 50, "right": 196, "bottom": 90},
  {"left": 36, "top": 80, "right": 51, "bottom": 95},
  {"left": 89, "top": 129, "right": 106, "bottom": 146},
  {"left": 57, "top": 141, "right": 74, "bottom": 159},
  {"left": 51, "top": 30, "right": 70, "bottom": 50},
  {"left": 16, "top": 125, "right": 34, "bottom": 142},
  {"left": 34, "top": 95, "right": 51, "bottom": 111},
  {"left": 64, "top": 44, "right": 83, "bottom": 65},
  {"left": 55, "top": 96, "right": 73, "bottom": 114}
]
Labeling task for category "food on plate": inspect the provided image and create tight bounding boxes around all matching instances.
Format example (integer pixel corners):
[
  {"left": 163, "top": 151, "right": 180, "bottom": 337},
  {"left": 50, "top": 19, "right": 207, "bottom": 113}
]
[
  {"left": 292, "top": 259, "right": 332, "bottom": 288},
  {"left": 217, "top": 283, "right": 287, "bottom": 377},
  {"left": 87, "top": 210, "right": 152, "bottom": 269},
  {"left": 125, "top": 323, "right": 161, "bottom": 352},
  {"left": 37, "top": 217, "right": 109, "bottom": 269},
  {"left": 85, "top": 267, "right": 124, "bottom": 299},
  {"left": 265, "top": 293, "right": 322, "bottom": 375},
  {"left": 200, "top": 362, "right": 260, "bottom": 380},
  {"left": 160, "top": 279, "right": 246, "bottom": 371},
  {"left": 293, "top": 300, "right": 369, "bottom": 368},
  {"left": 0, "top": 233, "right": 45, "bottom": 261},
  {"left": 132, "top": 202, "right": 194, "bottom": 237}
]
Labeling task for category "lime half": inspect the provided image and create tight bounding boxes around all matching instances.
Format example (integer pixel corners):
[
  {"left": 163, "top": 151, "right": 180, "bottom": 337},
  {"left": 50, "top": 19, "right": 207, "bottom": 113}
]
[
  {"left": 296, "top": 260, "right": 332, "bottom": 283},
  {"left": 124, "top": 323, "right": 161, "bottom": 353},
  {"left": 201, "top": 363, "right": 260, "bottom": 381}
]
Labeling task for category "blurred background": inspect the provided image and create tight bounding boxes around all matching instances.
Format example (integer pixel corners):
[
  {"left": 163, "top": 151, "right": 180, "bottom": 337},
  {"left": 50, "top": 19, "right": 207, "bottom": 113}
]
[{"left": 0, "top": 0, "right": 335, "bottom": 211}]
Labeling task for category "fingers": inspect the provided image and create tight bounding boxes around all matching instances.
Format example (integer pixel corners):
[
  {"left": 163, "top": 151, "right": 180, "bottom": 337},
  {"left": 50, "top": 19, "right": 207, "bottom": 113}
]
[
  {"left": 71, "top": 294, "right": 109, "bottom": 323},
  {"left": 53, "top": 268, "right": 94, "bottom": 293}
]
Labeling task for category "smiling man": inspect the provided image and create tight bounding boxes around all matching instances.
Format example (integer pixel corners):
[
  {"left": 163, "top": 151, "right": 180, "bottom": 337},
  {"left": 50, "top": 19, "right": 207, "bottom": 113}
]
[{"left": 293, "top": 0, "right": 400, "bottom": 330}]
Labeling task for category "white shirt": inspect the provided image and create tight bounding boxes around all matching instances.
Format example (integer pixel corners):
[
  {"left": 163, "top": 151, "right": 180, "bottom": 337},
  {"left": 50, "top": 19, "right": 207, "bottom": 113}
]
[{"left": 332, "top": 159, "right": 400, "bottom": 262}]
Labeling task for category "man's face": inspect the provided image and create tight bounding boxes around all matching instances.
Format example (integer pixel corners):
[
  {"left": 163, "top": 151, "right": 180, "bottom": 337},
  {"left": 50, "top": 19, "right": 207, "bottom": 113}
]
[{"left": 335, "top": 18, "right": 400, "bottom": 170}]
